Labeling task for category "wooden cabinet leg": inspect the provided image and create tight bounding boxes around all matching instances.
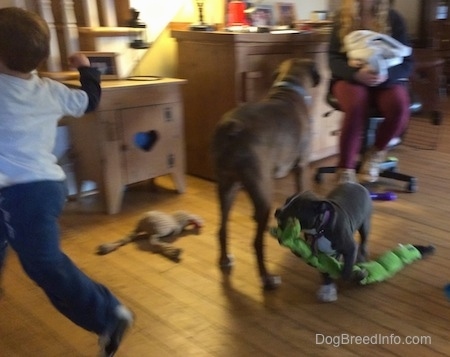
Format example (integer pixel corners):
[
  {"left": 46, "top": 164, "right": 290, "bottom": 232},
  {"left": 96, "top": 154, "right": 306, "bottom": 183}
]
[
  {"left": 171, "top": 169, "right": 186, "bottom": 194},
  {"left": 103, "top": 181, "right": 124, "bottom": 215}
]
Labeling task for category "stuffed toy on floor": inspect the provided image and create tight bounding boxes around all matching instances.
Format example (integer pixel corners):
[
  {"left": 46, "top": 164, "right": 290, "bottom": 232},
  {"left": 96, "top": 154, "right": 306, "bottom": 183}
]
[
  {"left": 96, "top": 210, "right": 204, "bottom": 262},
  {"left": 271, "top": 218, "right": 435, "bottom": 285}
]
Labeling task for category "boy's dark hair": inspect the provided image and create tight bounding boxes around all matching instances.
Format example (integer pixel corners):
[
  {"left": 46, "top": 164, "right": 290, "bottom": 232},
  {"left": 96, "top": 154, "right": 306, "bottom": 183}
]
[{"left": 0, "top": 7, "right": 50, "bottom": 73}]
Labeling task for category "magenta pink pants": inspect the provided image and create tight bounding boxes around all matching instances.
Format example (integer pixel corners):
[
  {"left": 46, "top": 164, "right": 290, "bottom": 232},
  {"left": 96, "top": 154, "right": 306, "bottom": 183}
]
[{"left": 332, "top": 80, "right": 410, "bottom": 169}]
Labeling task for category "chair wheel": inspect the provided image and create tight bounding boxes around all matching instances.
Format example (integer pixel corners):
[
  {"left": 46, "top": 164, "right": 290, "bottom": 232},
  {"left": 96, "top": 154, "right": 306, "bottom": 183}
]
[
  {"left": 431, "top": 111, "right": 443, "bottom": 125},
  {"left": 407, "top": 181, "right": 417, "bottom": 193},
  {"left": 384, "top": 166, "right": 397, "bottom": 173}
]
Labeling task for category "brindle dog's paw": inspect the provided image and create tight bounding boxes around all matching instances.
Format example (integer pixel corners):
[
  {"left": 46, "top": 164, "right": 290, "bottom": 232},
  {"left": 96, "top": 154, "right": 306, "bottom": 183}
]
[
  {"left": 262, "top": 275, "right": 282, "bottom": 291},
  {"left": 219, "top": 254, "right": 234, "bottom": 275}
]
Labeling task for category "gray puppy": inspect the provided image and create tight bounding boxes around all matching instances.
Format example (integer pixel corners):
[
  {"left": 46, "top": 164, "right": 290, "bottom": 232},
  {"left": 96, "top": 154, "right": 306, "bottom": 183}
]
[{"left": 274, "top": 183, "right": 372, "bottom": 302}]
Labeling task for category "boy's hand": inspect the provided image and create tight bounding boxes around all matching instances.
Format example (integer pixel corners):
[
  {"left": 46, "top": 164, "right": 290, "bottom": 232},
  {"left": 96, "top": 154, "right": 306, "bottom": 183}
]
[{"left": 68, "top": 53, "right": 90, "bottom": 69}]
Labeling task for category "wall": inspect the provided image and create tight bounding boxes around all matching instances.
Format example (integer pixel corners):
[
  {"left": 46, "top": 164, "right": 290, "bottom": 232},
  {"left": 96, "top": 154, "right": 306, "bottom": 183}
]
[
  {"left": 328, "top": 0, "right": 422, "bottom": 39},
  {"left": 0, "top": 0, "right": 25, "bottom": 6},
  {"left": 129, "top": 0, "right": 186, "bottom": 42},
  {"left": 132, "top": 0, "right": 329, "bottom": 78},
  {"left": 393, "top": 0, "right": 421, "bottom": 38},
  {"left": 129, "top": 0, "right": 220, "bottom": 77},
  {"left": 166, "top": 0, "right": 330, "bottom": 26}
]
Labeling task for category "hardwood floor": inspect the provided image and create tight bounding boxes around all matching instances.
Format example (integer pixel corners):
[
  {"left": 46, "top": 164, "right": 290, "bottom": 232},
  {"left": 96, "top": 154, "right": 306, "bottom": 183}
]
[{"left": 1, "top": 100, "right": 449, "bottom": 356}]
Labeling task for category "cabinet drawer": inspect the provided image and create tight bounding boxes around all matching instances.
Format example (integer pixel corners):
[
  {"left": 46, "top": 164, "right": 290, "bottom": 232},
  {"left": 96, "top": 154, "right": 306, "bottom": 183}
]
[
  {"left": 243, "top": 53, "right": 297, "bottom": 102},
  {"left": 120, "top": 104, "right": 182, "bottom": 184}
]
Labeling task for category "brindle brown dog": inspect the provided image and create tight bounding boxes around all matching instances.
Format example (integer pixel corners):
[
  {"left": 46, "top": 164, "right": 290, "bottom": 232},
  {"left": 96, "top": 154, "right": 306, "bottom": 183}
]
[{"left": 211, "top": 58, "right": 320, "bottom": 290}]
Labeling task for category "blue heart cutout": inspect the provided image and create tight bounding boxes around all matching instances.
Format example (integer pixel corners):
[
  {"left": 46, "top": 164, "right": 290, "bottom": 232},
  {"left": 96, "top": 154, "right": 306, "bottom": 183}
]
[{"left": 134, "top": 130, "right": 159, "bottom": 151}]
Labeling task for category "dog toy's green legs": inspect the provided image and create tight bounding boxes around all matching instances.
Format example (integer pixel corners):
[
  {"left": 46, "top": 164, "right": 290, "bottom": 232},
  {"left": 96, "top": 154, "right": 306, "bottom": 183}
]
[{"left": 271, "top": 218, "right": 435, "bottom": 285}]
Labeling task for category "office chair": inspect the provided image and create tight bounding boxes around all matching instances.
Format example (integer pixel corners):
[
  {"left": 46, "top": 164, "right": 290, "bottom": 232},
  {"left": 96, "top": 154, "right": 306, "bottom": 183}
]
[{"left": 314, "top": 81, "right": 422, "bottom": 192}]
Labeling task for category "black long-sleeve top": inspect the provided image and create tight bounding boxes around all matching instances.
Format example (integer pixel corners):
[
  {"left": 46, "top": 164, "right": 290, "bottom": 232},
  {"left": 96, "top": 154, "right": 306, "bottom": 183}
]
[{"left": 78, "top": 66, "right": 101, "bottom": 113}]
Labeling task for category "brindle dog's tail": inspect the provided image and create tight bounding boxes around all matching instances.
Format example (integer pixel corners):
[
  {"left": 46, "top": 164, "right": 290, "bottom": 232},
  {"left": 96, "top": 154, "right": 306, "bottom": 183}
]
[
  {"left": 214, "top": 118, "right": 246, "bottom": 139},
  {"left": 212, "top": 118, "right": 247, "bottom": 160}
]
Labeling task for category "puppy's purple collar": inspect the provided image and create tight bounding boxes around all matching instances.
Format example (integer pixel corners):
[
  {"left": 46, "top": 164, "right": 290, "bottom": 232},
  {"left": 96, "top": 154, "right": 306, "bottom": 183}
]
[
  {"left": 272, "top": 81, "right": 312, "bottom": 105},
  {"left": 306, "top": 209, "right": 333, "bottom": 255}
]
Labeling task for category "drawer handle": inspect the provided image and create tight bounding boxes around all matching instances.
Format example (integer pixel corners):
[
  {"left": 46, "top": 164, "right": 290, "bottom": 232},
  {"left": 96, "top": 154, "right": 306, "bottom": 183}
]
[
  {"left": 164, "top": 107, "right": 173, "bottom": 121},
  {"left": 167, "top": 153, "right": 175, "bottom": 168}
]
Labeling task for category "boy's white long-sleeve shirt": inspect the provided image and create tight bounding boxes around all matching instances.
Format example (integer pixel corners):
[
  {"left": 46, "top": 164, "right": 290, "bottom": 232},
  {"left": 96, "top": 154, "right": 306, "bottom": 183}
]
[{"left": 0, "top": 73, "right": 88, "bottom": 188}]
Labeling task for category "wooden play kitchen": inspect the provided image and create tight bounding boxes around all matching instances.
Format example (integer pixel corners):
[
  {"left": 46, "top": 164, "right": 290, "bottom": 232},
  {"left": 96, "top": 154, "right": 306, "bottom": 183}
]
[{"left": 62, "top": 77, "right": 187, "bottom": 214}]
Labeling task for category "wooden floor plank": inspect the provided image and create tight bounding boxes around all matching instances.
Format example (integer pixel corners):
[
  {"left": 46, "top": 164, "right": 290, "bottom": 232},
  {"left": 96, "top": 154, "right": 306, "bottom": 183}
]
[{"left": 1, "top": 99, "right": 449, "bottom": 356}]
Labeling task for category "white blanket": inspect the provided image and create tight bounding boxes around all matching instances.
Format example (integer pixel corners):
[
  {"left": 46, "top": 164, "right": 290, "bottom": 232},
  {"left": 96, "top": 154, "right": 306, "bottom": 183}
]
[{"left": 343, "top": 30, "right": 412, "bottom": 76}]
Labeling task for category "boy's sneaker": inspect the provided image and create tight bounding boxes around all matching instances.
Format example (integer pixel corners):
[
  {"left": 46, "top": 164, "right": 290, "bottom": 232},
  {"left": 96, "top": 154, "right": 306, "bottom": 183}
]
[
  {"left": 359, "top": 148, "right": 386, "bottom": 183},
  {"left": 336, "top": 168, "right": 357, "bottom": 184},
  {"left": 99, "top": 305, "right": 134, "bottom": 357}
]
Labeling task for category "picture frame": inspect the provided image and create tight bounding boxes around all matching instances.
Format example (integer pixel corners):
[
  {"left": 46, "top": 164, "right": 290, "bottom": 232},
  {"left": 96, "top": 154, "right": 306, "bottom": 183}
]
[
  {"left": 276, "top": 2, "right": 296, "bottom": 26},
  {"left": 249, "top": 5, "right": 274, "bottom": 27},
  {"left": 77, "top": 51, "right": 118, "bottom": 79}
]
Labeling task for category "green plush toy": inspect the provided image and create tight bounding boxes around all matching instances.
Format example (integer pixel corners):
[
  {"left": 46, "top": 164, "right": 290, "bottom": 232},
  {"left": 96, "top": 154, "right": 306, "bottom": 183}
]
[{"left": 271, "top": 218, "right": 434, "bottom": 285}]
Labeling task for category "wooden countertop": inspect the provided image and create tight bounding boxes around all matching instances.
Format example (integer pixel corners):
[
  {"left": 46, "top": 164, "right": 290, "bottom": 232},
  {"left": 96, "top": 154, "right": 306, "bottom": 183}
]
[
  {"left": 62, "top": 77, "right": 186, "bottom": 90},
  {"left": 171, "top": 29, "right": 331, "bottom": 44},
  {"left": 61, "top": 77, "right": 187, "bottom": 112}
]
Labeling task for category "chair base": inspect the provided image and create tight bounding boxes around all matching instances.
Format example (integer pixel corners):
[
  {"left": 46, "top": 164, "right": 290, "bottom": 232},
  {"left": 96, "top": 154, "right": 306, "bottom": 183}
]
[
  {"left": 314, "top": 159, "right": 417, "bottom": 193},
  {"left": 320, "top": 81, "right": 422, "bottom": 194}
]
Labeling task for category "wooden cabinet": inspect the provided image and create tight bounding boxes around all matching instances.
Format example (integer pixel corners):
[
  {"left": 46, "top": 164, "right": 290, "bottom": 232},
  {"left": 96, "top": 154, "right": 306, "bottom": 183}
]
[
  {"left": 432, "top": 20, "right": 450, "bottom": 93},
  {"left": 62, "top": 78, "right": 186, "bottom": 214},
  {"left": 413, "top": 0, "right": 450, "bottom": 93},
  {"left": 171, "top": 30, "right": 340, "bottom": 181}
]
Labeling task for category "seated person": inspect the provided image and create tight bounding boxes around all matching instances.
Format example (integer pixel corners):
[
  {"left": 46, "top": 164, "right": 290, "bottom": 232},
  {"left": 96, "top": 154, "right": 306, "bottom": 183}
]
[{"left": 328, "top": 0, "right": 413, "bottom": 183}]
